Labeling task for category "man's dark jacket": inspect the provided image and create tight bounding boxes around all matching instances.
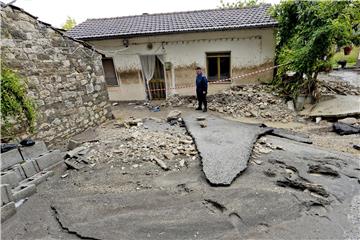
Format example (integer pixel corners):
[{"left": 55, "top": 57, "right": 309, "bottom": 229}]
[{"left": 196, "top": 74, "right": 208, "bottom": 93}]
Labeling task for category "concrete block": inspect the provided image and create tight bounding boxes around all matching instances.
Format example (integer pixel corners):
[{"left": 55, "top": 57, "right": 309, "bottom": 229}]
[
  {"left": 1, "top": 201, "right": 16, "bottom": 223},
  {"left": 34, "top": 150, "right": 63, "bottom": 170},
  {"left": 1, "top": 171, "right": 19, "bottom": 188},
  {"left": 20, "top": 160, "right": 40, "bottom": 178},
  {"left": 20, "top": 141, "right": 48, "bottom": 160},
  {"left": 1, "top": 148, "right": 23, "bottom": 171},
  {"left": 12, "top": 183, "right": 36, "bottom": 202},
  {"left": 1, "top": 184, "right": 14, "bottom": 206},
  {"left": 11, "top": 164, "right": 27, "bottom": 181},
  {"left": 20, "top": 171, "right": 53, "bottom": 186}
]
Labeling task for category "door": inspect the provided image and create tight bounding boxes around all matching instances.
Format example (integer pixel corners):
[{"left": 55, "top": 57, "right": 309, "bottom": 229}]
[{"left": 148, "top": 57, "right": 166, "bottom": 99}]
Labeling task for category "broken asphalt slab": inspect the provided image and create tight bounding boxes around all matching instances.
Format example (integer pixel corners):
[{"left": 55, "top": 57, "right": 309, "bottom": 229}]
[{"left": 183, "top": 113, "right": 272, "bottom": 185}]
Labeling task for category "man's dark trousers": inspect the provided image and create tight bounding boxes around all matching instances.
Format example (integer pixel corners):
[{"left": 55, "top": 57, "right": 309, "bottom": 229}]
[{"left": 197, "top": 90, "right": 207, "bottom": 110}]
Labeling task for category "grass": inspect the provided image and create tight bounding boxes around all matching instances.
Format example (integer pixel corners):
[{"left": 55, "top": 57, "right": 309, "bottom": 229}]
[{"left": 330, "top": 46, "right": 359, "bottom": 68}]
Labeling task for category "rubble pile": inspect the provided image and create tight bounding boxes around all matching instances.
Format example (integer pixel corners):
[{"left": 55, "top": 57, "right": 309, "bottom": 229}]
[
  {"left": 70, "top": 118, "right": 198, "bottom": 172},
  {"left": 319, "top": 80, "right": 360, "bottom": 96},
  {"left": 167, "top": 85, "right": 297, "bottom": 122}
]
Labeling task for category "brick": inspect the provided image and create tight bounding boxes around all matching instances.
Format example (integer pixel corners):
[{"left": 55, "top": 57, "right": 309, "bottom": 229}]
[
  {"left": 20, "top": 171, "right": 54, "bottom": 186},
  {"left": 19, "top": 141, "right": 48, "bottom": 160},
  {"left": 12, "top": 183, "right": 36, "bottom": 202},
  {"left": 1, "top": 184, "right": 14, "bottom": 206},
  {"left": 0, "top": 171, "right": 19, "bottom": 188},
  {"left": 34, "top": 150, "right": 63, "bottom": 170},
  {"left": 1, "top": 201, "right": 16, "bottom": 223},
  {"left": 1, "top": 149, "right": 23, "bottom": 171},
  {"left": 20, "top": 160, "right": 40, "bottom": 178},
  {"left": 11, "top": 164, "right": 27, "bottom": 181}
]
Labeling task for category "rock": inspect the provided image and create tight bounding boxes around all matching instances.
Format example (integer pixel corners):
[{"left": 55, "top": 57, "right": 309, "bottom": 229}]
[
  {"left": 196, "top": 116, "right": 206, "bottom": 121},
  {"left": 287, "top": 100, "right": 295, "bottom": 111},
  {"left": 333, "top": 122, "right": 360, "bottom": 135},
  {"left": 199, "top": 121, "right": 207, "bottom": 128},
  {"left": 66, "top": 146, "right": 88, "bottom": 158},
  {"left": 163, "top": 152, "right": 174, "bottom": 160},
  {"left": 179, "top": 159, "right": 185, "bottom": 167},
  {"left": 127, "top": 118, "right": 142, "bottom": 126},
  {"left": 151, "top": 156, "right": 169, "bottom": 170},
  {"left": 167, "top": 110, "right": 182, "bottom": 122},
  {"left": 315, "top": 117, "right": 322, "bottom": 124},
  {"left": 338, "top": 117, "right": 357, "bottom": 125}
]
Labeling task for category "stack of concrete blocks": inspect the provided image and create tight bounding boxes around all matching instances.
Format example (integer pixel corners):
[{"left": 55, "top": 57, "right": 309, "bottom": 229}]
[{"left": 1, "top": 141, "right": 63, "bottom": 222}]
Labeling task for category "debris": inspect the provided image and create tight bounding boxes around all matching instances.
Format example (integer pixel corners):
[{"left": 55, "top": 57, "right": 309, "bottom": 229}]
[
  {"left": 112, "top": 102, "right": 118, "bottom": 106},
  {"left": 65, "top": 146, "right": 88, "bottom": 158},
  {"left": 1, "top": 143, "right": 18, "bottom": 153},
  {"left": 61, "top": 173, "right": 69, "bottom": 178},
  {"left": 19, "top": 139, "right": 35, "bottom": 147},
  {"left": 315, "top": 117, "right": 322, "bottom": 124},
  {"left": 179, "top": 159, "right": 185, "bottom": 167},
  {"left": 353, "top": 144, "right": 360, "bottom": 150},
  {"left": 308, "top": 165, "right": 339, "bottom": 177},
  {"left": 151, "top": 156, "right": 169, "bottom": 171},
  {"left": 338, "top": 117, "right": 358, "bottom": 125},
  {"left": 196, "top": 116, "right": 206, "bottom": 121},
  {"left": 167, "top": 110, "right": 182, "bottom": 122},
  {"left": 199, "top": 121, "right": 207, "bottom": 128},
  {"left": 333, "top": 122, "right": 360, "bottom": 135},
  {"left": 67, "top": 139, "right": 81, "bottom": 150},
  {"left": 64, "top": 160, "right": 83, "bottom": 170}
]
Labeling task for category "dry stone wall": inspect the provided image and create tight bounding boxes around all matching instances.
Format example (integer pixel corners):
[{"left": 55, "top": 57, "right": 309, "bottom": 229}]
[{"left": 1, "top": 5, "right": 111, "bottom": 144}]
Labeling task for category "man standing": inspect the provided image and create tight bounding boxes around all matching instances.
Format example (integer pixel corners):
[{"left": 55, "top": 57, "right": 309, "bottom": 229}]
[{"left": 195, "top": 67, "right": 208, "bottom": 112}]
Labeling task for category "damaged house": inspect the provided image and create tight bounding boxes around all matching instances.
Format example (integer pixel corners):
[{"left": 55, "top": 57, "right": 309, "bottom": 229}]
[{"left": 67, "top": 4, "right": 277, "bottom": 101}]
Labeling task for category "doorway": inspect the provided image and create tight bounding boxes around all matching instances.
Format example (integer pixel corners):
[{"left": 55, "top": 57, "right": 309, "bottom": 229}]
[{"left": 148, "top": 57, "right": 166, "bottom": 99}]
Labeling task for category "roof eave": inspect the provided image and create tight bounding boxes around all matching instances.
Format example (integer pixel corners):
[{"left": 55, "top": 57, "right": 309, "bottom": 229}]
[{"left": 71, "top": 24, "right": 278, "bottom": 41}]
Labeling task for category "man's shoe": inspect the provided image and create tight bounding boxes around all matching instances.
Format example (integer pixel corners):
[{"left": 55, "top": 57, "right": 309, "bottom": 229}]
[
  {"left": 203, "top": 108, "right": 207, "bottom": 112},
  {"left": 196, "top": 107, "right": 202, "bottom": 110}
]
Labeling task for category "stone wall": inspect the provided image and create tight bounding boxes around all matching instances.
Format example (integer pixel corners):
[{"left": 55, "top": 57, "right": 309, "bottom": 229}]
[{"left": 1, "top": 5, "right": 111, "bottom": 144}]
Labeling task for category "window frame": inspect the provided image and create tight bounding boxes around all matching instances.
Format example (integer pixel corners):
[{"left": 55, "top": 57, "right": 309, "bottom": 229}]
[
  {"left": 102, "top": 57, "right": 120, "bottom": 87},
  {"left": 206, "top": 52, "right": 231, "bottom": 82}
]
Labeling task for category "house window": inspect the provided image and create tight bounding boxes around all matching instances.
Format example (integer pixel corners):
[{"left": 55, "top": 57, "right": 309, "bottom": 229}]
[
  {"left": 206, "top": 52, "right": 231, "bottom": 81},
  {"left": 102, "top": 58, "right": 118, "bottom": 86}
]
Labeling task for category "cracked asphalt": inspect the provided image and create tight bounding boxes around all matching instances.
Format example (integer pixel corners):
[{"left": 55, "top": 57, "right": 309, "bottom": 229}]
[{"left": 1, "top": 112, "right": 359, "bottom": 240}]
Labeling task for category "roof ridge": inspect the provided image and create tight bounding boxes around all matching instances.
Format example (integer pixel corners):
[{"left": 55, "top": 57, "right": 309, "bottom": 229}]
[{"left": 85, "top": 4, "right": 271, "bottom": 21}]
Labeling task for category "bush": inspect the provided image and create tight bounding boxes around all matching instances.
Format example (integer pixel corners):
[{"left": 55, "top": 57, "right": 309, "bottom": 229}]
[{"left": 1, "top": 67, "right": 36, "bottom": 139}]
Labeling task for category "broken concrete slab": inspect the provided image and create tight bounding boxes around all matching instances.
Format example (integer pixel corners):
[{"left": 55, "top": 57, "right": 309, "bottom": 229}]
[
  {"left": 1, "top": 148, "right": 23, "bottom": 171},
  {"left": 12, "top": 183, "right": 36, "bottom": 202},
  {"left": 34, "top": 150, "right": 63, "bottom": 170},
  {"left": 1, "top": 202, "right": 16, "bottom": 223},
  {"left": 333, "top": 122, "right": 360, "bottom": 135},
  {"left": 300, "top": 95, "right": 360, "bottom": 118},
  {"left": 19, "top": 141, "right": 48, "bottom": 160},
  {"left": 20, "top": 171, "right": 54, "bottom": 186},
  {"left": 20, "top": 160, "right": 40, "bottom": 178},
  {"left": 167, "top": 110, "right": 182, "bottom": 122},
  {"left": 1, "top": 184, "right": 14, "bottom": 206},
  {"left": 1, "top": 171, "right": 19, "bottom": 188},
  {"left": 270, "top": 128, "right": 313, "bottom": 144},
  {"left": 183, "top": 113, "right": 271, "bottom": 185}
]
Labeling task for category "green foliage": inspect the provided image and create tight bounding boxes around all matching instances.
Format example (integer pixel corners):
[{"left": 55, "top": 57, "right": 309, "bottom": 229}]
[
  {"left": 218, "top": 0, "right": 263, "bottom": 9},
  {"left": 62, "top": 16, "right": 76, "bottom": 30},
  {"left": 271, "top": 0, "right": 360, "bottom": 98},
  {"left": 331, "top": 46, "right": 359, "bottom": 67},
  {"left": 1, "top": 67, "right": 36, "bottom": 138}
]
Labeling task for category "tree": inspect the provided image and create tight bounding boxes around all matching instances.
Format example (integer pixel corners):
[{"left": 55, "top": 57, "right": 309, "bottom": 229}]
[
  {"left": 1, "top": 67, "right": 36, "bottom": 139},
  {"left": 271, "top": 0, "right": 360, "bottom": 98},
  {"left": 218, "top": 0, "right": 263, "bottom": 9},
  {"left": 62, "top": 16, "right": 76, "bottom": 30}
]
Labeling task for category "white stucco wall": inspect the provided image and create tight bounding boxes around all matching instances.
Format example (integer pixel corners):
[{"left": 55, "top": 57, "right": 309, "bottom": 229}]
[{"left": 88, "top": 28, "right": 276, "bottom": 101}]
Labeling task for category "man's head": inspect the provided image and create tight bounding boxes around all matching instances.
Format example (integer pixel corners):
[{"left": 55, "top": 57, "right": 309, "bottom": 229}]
[{"left": 196, "top": 67, "right": 202, "bottom": 75}]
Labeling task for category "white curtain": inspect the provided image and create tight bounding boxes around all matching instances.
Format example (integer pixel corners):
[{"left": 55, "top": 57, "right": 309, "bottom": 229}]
[{"left": 139, "top": 55, "right": 156, "bottom": 82}]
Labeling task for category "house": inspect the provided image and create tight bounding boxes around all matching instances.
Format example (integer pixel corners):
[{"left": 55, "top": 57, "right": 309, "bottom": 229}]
[{"left": 67, "top": 4, "right": 277, "bottom": 101}]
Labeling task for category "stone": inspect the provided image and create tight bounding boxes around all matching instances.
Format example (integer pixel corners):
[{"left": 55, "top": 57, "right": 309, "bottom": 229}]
[
  {"left": 1, "top": 149, "right": 23, "bottom": 171},
  {"left": 199, "top": 121, "right": 207, "bottom": 128},
  {"left": 196, "top": 116, "right": 206, "bottom": 121},
  {"left": 151, "top": 156, "right": 169, "bottom": 171},
  {"left": 19, "top": 141, "right": 48, "bottom": 160},
  {"left": 167, "top": 110, "right": 182, "bottom": 122},
  {"left": 338, "top": 117, "right": 358, "bottom": 125},
  {"left": 1, "top": 171, "right": 19, "bottom": 188},
  {"left": 315, "top": 117, "right": 322, "bottom": 124}
]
